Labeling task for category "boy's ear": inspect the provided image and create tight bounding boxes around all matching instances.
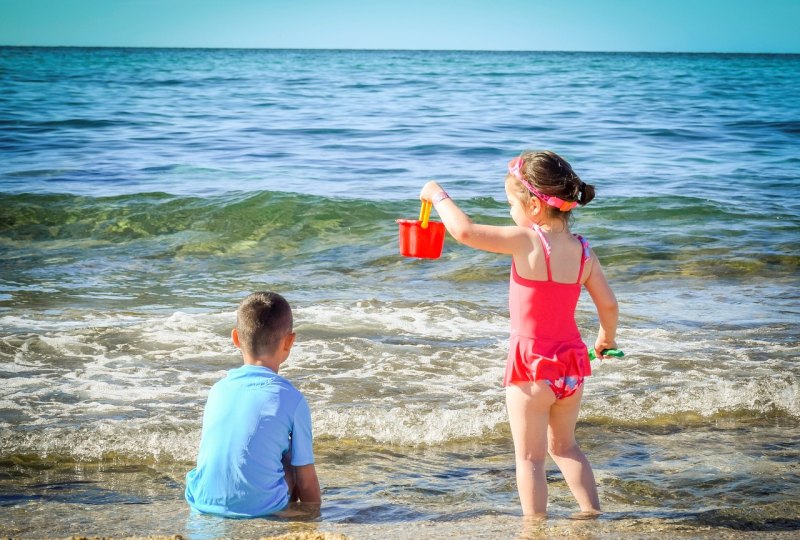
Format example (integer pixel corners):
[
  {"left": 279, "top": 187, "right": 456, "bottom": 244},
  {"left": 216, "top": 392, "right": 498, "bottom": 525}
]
[
  {"left": 231, "top": 328, "right": 241, "bottom": 350},
  {"left": 283, "top": 332, "right": 296, "bottom": 352}
]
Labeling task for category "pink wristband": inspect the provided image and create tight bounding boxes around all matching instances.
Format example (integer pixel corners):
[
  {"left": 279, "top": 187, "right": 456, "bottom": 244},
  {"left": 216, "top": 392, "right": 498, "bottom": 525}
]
[{"left": 432, "top": 191, "right": 450, "bottom": 205}]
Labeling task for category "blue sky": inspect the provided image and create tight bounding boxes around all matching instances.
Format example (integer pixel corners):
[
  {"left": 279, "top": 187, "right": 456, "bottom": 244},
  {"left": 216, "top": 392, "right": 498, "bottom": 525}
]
[{"left": 1, "top": 0, "right": 798, "bottom": 53}]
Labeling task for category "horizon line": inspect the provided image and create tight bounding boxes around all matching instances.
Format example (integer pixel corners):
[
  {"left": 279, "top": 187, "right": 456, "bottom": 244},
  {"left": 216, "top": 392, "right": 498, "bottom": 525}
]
[{"left": 1, "top": 44, "right": 798, "bottom": 56}]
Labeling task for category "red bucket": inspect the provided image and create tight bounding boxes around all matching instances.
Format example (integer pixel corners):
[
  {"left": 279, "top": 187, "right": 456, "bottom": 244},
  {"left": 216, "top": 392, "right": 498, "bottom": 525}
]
[
  {"left": 397, "top": 201, "right": 445, "bottom": 259},
  {"left": 397, "top": 219, "right": 446, "bottom": 259}
]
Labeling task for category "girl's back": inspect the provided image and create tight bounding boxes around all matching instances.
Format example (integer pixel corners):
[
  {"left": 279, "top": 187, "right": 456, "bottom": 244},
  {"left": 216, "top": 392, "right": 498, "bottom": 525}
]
[
  {"left": 514, "top": 227, "right": 591, "bottom": 284},
  {"left": 509, "top": 225, "right": 591, "bottom": 344}
]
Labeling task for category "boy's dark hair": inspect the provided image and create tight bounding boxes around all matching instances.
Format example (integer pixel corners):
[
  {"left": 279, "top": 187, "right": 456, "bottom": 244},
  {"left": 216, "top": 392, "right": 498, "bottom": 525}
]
[{"left": 236, "top": 292, "right": 293, "bottom": 356}]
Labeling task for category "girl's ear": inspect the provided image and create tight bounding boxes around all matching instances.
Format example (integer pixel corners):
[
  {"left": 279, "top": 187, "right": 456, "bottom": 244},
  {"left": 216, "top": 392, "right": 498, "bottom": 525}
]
[{"left": 529, "top": 197, "right": 541, "bottom": 216}]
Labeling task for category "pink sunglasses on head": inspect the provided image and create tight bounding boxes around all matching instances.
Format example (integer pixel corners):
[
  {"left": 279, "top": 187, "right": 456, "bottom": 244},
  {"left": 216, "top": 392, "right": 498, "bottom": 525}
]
[{"left": 508, "top": 157, "right": 578, "bottom": 212}]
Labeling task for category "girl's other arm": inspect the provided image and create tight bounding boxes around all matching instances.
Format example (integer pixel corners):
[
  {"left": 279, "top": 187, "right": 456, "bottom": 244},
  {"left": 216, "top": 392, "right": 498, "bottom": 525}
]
[
  {"left": 420, "top": 181, "right": 529, "bottom": 255},
  {"left": 583, "top": 252, "right": 619, "bottom": 356}
]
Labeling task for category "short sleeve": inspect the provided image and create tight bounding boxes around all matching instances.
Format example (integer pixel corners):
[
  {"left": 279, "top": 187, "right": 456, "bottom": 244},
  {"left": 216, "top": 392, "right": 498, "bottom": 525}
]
[{"left": 289, "top": 396, "right": 315, "bottom": 466}]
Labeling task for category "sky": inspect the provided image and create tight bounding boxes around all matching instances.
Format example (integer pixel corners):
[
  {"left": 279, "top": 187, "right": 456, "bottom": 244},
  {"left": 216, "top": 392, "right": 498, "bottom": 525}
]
[{"left": 0, "top": 0, "right": 798, "bottom": 53}]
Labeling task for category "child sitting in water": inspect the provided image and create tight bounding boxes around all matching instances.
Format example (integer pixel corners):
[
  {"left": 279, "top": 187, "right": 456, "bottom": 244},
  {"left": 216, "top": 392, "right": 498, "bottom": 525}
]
[
  {"left": 185, "top": 291, "right": 321, "bottom": 517},
  {"left": 419, "top": 151, "right": 618, "bottom": 517}
]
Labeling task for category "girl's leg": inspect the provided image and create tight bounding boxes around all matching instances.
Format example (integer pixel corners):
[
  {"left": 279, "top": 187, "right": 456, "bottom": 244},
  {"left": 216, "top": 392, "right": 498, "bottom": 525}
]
[
  {"left": 547, "top": 385, "right": 601, "bottom": 512},
  {"left": 506, "top": 381, "right": 556, "bottom": 516}
]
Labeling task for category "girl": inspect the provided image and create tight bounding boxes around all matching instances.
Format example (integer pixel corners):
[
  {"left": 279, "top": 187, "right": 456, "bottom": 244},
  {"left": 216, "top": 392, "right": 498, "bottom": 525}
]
[{"left": 420, "top": 150, "right": 618, "bottom": 517}]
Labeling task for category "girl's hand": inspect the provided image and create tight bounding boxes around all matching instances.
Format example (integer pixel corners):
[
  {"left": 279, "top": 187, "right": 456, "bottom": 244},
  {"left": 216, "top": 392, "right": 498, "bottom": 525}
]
[
  {"left": 420, "top": 181, "right": 444, "bottom": 202},
  {"left": 594, "top": 338, "right": 618, "bottom": 359}
]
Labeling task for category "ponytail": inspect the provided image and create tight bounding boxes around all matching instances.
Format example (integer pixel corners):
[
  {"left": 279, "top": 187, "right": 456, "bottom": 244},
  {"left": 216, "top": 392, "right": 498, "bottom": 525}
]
[{"left": 579, "top": 181, "right": 595, "bottom": 206}]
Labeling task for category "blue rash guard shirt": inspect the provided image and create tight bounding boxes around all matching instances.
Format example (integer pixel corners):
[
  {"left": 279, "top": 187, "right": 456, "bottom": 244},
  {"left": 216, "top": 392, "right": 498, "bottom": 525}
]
[{"left": 185, "top": 364, "right": 314, "bottom": 518}]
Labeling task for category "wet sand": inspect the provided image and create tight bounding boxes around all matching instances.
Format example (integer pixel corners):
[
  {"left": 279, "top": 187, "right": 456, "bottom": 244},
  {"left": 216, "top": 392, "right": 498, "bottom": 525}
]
[
  {"left": 68, "top": 534, "right": 349, "bottom": 540},
  {"left": 15, "top": 515, "right": 800, "bottom": 540},
  {"left": 63, "top": 535, "right": 349, "bottom": 540}
]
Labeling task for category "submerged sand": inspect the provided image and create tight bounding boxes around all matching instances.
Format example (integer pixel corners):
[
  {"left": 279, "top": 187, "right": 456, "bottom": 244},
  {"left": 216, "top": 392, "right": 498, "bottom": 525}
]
[
  {"left": 27, "top": 520, "right": 800, "bottom": 540},
  {"left": 63, "top": 534, "right": 349, "bottom": 540}
]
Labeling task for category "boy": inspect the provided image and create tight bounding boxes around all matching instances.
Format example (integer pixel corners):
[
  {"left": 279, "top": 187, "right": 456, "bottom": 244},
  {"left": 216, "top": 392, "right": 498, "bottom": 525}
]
[{"left": 185, "top": 291, "right": 321, "bottom": 517}]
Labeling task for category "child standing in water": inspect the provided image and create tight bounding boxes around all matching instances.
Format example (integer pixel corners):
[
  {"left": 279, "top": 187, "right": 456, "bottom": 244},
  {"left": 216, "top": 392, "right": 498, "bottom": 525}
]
[{"left": 420, "top": 151, "right": 618, "bottom": 517}]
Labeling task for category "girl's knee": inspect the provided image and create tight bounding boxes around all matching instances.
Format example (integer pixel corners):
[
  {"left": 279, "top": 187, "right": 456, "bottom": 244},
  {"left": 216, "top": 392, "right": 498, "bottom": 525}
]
[
  {"left": 548, "top": 438, "right": 578, "bottom": 458},
  {"left": 516, "top": 452, "right": 547, "bottom": 467}
]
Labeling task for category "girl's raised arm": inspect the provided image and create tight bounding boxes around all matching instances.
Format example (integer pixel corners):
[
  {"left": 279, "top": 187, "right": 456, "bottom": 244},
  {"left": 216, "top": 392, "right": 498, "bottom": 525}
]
[{"left": 420, "top": 181, "right": 531, "bottom": 256}]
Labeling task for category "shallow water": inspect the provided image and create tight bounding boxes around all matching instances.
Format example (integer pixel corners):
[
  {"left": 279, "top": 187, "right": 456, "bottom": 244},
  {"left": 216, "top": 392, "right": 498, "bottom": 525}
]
[{"left": 1, "top": 48, "right": 799, "bottom": 538}]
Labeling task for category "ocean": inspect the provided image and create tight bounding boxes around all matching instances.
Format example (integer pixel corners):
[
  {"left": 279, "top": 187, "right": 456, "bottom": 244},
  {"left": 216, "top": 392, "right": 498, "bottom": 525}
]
[{"left": 0, "top": 47, "right": 798, "bottom": 539}]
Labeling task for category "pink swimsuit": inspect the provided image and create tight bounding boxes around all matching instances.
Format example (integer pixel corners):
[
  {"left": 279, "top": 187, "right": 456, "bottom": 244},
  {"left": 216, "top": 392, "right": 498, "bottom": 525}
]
[{"left": 503, "top": 225, "right": 593, "bottom": 399}]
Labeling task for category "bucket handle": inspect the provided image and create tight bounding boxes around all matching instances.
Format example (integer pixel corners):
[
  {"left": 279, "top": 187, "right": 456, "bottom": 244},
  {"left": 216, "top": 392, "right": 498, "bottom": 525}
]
[{"left": 418, "top": 200, "right": 432, "bottom": 229}]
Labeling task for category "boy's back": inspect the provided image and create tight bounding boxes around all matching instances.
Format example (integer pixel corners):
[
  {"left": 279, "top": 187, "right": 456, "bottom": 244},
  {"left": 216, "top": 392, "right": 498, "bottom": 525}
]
[
  {"left": 185, "top": 291, "right": 319, "bottom": 518},
  {"left": 185, "top": 364, "right": 314, "bottom": 517}
]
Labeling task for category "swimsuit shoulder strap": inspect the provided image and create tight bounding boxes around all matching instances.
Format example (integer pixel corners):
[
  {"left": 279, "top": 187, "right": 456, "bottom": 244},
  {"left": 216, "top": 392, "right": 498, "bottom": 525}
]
[
  {"left": 531, "top": 224, "right": 553, "bottom": 281},
  {"left": 573, "top": 234, "right": 591, "bottom": 284}
]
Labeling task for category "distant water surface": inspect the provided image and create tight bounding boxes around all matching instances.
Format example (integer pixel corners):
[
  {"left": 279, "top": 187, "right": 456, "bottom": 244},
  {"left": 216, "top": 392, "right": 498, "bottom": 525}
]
[{"left": 0, "top": 48, "right": 798, "bottom": 538}]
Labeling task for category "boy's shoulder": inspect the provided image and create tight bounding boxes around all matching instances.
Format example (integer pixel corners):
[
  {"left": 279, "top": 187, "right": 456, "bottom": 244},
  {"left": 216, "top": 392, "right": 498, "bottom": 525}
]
[{"left": 216, "top": 365, "right": 305, "bottom": 398}]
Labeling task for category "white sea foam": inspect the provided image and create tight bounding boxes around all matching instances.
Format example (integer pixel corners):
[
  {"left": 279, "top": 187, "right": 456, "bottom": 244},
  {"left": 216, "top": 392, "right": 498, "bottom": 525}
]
[
  {"left": 0, "top": 420, "right": 200, "bottom": 462},
  {"left": 313, "top": 402, "right": 508, "bottom": 445},
  {"left": 583, "top": 327, "right": 800, "bottom": 421},
  {"left": 1, "top": 301, "right": 798, "bottom": 460},
  {"left": 295, "top": 300, "right": 506, "bottom": 341},
  {"left": 0, "top": 312, "right": 143, "bottom": 333}
]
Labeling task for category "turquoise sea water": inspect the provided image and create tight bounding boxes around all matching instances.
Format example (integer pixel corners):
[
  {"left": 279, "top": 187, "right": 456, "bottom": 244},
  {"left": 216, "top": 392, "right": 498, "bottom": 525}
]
[{"left": 1, "top": 48, "right": 799, "bottom": 538}]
